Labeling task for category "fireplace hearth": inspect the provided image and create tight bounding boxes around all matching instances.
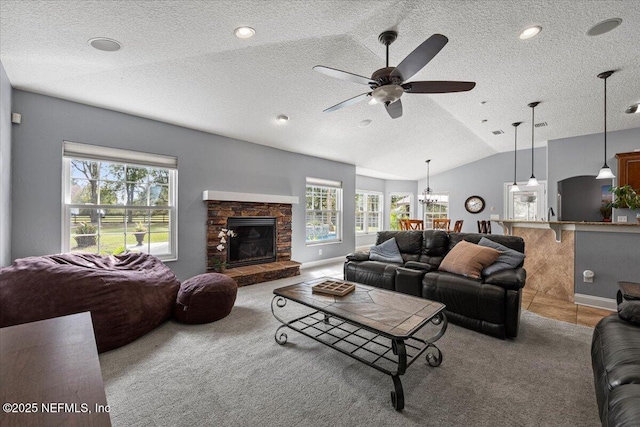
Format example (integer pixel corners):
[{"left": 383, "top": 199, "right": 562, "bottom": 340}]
[{"left": 227, "top": 217, "right": 276, "bottom": 267}]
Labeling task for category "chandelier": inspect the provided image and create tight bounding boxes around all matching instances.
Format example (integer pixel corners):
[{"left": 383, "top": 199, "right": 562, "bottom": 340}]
[{"left": 420, "top": 159, "right": 437, "bottom": 206}]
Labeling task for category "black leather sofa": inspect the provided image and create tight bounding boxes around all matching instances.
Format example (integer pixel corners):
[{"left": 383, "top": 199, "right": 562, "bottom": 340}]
[
  {"left": 591, "top": 314, "right": 640, "bottom": 426},
  {"left": 344, "top": 230, "right": 526, "bottom": 339}
]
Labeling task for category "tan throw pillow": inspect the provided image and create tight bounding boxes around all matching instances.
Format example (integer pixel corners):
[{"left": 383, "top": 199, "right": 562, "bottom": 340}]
[{"left": 438, "top": 240, "right": 501, "bottom": 279}]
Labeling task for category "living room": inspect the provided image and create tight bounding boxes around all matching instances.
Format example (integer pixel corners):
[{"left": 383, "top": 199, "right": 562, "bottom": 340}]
[{"left": 1, "top": 1, "right": 639, "bottom": 426}]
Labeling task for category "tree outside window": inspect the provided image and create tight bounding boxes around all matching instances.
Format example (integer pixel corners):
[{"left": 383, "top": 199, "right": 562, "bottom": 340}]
[
  {"left": 390, "top": 193, "right": 412, "bottom": 230},
  {"left": 63, "top": 143, "right": 177, "bottom": 260}
]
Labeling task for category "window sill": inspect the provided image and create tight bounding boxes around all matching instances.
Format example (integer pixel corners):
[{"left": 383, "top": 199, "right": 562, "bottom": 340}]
[{"left": 305, "top": 240, "right": 342, "bottom": 247}]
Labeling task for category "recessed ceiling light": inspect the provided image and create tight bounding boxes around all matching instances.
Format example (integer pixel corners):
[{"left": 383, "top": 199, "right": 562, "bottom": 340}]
[
  {"left": 587, "top": 18, "right": 622, "bottom": 36},
  {"left": 519, "top": 25, "right": 542, "bottom": 40},
  {"left": 358, "top": 119, "right": 372, "bottom": 128},
  {"left": 480, "top": 101, "right": 487, "bottom": 105},
  {"left": 234, "top": 27, "right": 255, "bottom": 39},
  {"left": 626, "top": 103, "right": 640, "bottom": 114},
  {"left": 276, "top": 114, "right": 289, "bottom": 123},
  {"left": 481, "top": 119, "right": 488, "bottom": 123},
  {"left": 88, "top": 37, "right": 122, "bottom": 52}
]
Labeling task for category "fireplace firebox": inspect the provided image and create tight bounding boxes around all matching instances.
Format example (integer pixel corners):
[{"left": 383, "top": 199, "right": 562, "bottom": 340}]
[{"left": 227, "top": 217, "right": 277, "bottom": 267}]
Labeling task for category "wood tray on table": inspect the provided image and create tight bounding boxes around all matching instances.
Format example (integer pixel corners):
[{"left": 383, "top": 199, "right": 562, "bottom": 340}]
[{"left": 311, "top": 279, "right": 355, "bottom": 296}]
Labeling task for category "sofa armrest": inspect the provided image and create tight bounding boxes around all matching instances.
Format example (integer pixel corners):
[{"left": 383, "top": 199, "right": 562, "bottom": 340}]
[
  {"left": 346, "top": 252, "right": 369, "bottom": 261},
  {"left": 484, "top": 267, "right": 526, "bottom": 291},
  {"left": 403, "top": 261, "right": 433, "bottom": 273}
]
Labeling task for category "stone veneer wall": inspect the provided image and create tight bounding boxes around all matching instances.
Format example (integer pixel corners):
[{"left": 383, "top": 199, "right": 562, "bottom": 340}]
[
  {"left": 206, "top": 201, "right": 292, "bottom": 271},
  {"left": 513, "top": 227, "right": 575, "bottom": 302}
]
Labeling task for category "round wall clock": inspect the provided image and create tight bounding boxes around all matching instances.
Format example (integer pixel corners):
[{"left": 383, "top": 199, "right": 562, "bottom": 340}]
[{"left": 465, "top": 196, "right": 485, "bottom": 214}]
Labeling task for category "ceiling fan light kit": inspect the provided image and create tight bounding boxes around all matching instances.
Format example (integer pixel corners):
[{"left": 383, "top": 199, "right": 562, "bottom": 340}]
[
  {"left": 313, "top": 30, "right": 476, "bottom": 119},
  {"left": 596, "top": 70, "right": 616, "bottom": 180}
]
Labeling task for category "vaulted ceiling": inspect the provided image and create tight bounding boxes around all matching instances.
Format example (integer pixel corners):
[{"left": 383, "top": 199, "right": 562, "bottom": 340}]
[{"left": 1, "top": 0, "right": 639, "bottom": 179}]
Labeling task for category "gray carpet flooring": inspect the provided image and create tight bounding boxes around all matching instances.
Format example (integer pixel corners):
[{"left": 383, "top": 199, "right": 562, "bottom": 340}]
[{"left": 100, "top": 268, "right": 600, "bottom": 426}]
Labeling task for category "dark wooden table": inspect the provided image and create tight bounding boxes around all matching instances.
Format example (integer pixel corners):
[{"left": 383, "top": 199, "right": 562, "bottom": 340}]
[
  {"left": 272, "top": 278, "right": 447, "bottom": 411},
  {"left": 618, "top": 281, "right": 640, "bottom": 300},
  {"left": 0, "top": 312, "right": 112, "bottom": 427}
]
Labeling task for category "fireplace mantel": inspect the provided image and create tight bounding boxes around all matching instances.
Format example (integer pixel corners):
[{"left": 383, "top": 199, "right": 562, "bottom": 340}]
[{"left": 202, "top": 190, "right": 298, "bottom": 205}]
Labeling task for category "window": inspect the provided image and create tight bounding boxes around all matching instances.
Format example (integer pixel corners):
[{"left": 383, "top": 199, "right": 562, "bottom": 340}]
[
  {"left": 62, "top": 142, "right": 178, "bottom": 260},
  {"left": 389, "top": 193, "right": 412, "bottom": 230},
  {"left": 423, "top": 193, "right": 449, "bottom": 227},
  {"left": 505, "top": 182, "right": 547, "bottom": 221},
  {"left": 306, "top": 177, "right": 342, "bottom": 244},
  {"left": 356, "top": 191, "right": 383, "bottom": 234}
]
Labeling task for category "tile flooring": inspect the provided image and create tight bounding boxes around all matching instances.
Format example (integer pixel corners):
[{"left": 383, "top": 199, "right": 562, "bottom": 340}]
[{"left": 301, "top": 262, "right": 615, "bottom": 329}]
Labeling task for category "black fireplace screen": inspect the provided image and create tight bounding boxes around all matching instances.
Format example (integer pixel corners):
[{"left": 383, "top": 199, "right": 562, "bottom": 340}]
[{"left": 227, "top": 217, "right": 277, "bottom": 267}]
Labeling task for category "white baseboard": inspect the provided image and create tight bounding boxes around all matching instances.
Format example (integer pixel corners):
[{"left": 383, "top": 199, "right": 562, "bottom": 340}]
[
  {"left": 574, "top": 293, "right": 617, "bottom": 311},
  {"left": 300, "top": 255, "right": 346, "bottom": 269}
]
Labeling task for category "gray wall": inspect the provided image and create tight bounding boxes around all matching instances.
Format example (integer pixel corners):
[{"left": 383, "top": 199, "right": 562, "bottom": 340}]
[
  {"left": 0, "top": 62, "right": 11, "bottom": 266},
  {"left": 547, "top": 128, "right": 640, "bottom": 220},
  {"left": 574, "top": 231, "right": 640, "bottom": 299},
  {"left": 424, "top": 147, "right": 547, "bottom": 233},
  {"left": 10, "top": 90, "right": 356, "bottom": 280}
]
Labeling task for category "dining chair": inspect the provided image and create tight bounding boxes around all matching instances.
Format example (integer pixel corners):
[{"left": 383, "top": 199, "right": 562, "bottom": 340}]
[
  {"left": 398, "top": 219, "right": 408, "bottom": 230},
  {"left": 453, "top": 220, "right": 463, "bottom": 233},
  {"left": 432, "top": 218, "right": 451, "bottom": 231},
  {"left": 406, "top": 219, "right": 424, "bottom": 230},
  {"left": 477, "top": 220, "right": 492, "bottom": 234}
]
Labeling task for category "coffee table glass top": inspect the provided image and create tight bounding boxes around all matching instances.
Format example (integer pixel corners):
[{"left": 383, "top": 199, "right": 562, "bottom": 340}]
[{"left": 273, "top": 278, "right": 445, "bottom": 338}]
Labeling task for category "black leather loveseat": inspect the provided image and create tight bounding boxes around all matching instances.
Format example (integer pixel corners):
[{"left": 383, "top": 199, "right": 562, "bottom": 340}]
[
  {"left": 591, "top": 313, "right": 640, "bottom": 426},
  {"left": 344, "top": 230, "right": 526, "bottom": 339}
]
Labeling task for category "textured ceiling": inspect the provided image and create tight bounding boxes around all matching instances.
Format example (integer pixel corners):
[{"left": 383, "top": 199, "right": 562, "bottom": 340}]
[{"left": 1, "top": 0, "right": 639, "bottom": 179}]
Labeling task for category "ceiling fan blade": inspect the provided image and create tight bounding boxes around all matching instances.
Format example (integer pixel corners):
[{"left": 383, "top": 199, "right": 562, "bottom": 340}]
[
  {"left": 323, "top": 92, "right": 371, "bottom": 113},
  {"left": 403, "top": 81, "right": 476, "bottom": 93},
  {"left": 391, "top": 34, "right": 448, "bottom": 81},
  {"left": 385, "top": 99, "right": 403, "bottom": 119},
  {"left": 313, "top": 66, "right": 376, "bottom": 86}
]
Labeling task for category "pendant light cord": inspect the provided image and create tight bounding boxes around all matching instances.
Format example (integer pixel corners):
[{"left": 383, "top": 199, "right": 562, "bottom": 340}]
[
  {"left": 514, "top": 126, "right": 518, "bottom": 182},
  {"left": 603, "top": 76, "right": 608, "bottom": 166},
  {"left": 531, "top": 105, "right": 535, "bottom": 176}
]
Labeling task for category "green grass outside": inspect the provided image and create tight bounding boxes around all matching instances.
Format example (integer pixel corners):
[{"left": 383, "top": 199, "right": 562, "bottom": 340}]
[{"left": 71, "top": 223, "right": 169, "bottom": 255}]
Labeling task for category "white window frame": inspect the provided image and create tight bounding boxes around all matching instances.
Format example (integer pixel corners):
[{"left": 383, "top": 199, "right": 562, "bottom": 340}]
[
  {"left": 305, "top": 177, "right": 343, "bottom": 245},
  {"left": 62, "top": 141, "right": 178, "bottom": 261},
  {"left": 356, "top": 190, "right": 383, "bottom": 234},
  {"left": 504, "top": 181, "right": 547, "bottom": 221},
  {"left": 423, "top": 192, "right": 450, "bottom": 227}
]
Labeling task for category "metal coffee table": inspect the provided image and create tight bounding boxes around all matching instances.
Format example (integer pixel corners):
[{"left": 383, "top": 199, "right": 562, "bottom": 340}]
[{"left": 271, "top": 278, "right": 447, "bottom": 410}]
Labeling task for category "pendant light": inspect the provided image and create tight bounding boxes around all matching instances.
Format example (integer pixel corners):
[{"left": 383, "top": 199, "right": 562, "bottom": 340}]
[
  {"left": 596, "top": 70, "right": 616, "bottom": 179},
  {"left": 527, "top": 102, "right": 540, "bottom": 186},
  {"left": 420, "top": 159, "right": 435, "bottom": 206},
  {"left": 510, "top": 122, "right": 523, "bottom": 192}
]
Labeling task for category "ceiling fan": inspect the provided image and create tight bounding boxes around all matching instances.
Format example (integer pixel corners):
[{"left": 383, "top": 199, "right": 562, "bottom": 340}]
[{"left": 313, "top": 31, "right": 476, "bottom": 119}]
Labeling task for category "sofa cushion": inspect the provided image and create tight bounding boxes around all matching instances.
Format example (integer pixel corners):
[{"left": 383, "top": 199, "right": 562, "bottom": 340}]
[
  {"left": 618, "top": 300, "right": 640, "bottom": 326},
  {"left": 369, "top": 237, "right": 403, "bottom": 264},
  {"left": 449, "top": 232, "right": 525, "bottom": 254},
  {"left": 438, "top": 240, "right": 501, "bottom": 279},
  {"left": 478, "top": 237, "right": 526, "bottom": 276},
  {"left": 376, "top": 231, "right": 423, "bottom": 254}
]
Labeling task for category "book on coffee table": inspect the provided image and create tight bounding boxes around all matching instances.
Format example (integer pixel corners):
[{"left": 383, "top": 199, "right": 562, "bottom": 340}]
[{"left": 312, "top": 279, "right": 355, "bottom": 296}]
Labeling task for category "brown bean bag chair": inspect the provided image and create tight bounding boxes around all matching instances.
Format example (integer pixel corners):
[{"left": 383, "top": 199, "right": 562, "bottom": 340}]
[
  {"left": 0, "top": 252, "right": 180, "bottom": 353},
  {"left": 174, "top": 273, "right": 237, "bottom": 324}
]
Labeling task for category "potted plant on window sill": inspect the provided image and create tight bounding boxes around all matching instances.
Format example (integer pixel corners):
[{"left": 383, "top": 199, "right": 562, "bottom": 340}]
[
  {"left": 607, "top": 185, "right": 640, "bottom": 224},
  {"left": 133, "top": 222, "right": 148, "bottom": 246}
]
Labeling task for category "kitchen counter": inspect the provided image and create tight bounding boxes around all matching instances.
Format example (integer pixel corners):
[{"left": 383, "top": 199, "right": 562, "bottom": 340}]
[{"left": 495, "top": 220, "right": 639, "bottom": 242}]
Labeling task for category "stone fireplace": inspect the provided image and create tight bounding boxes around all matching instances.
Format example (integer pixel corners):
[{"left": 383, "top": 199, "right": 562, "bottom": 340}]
[{"left": 204, "top": 191, "right": 300, "bottom": 286}]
